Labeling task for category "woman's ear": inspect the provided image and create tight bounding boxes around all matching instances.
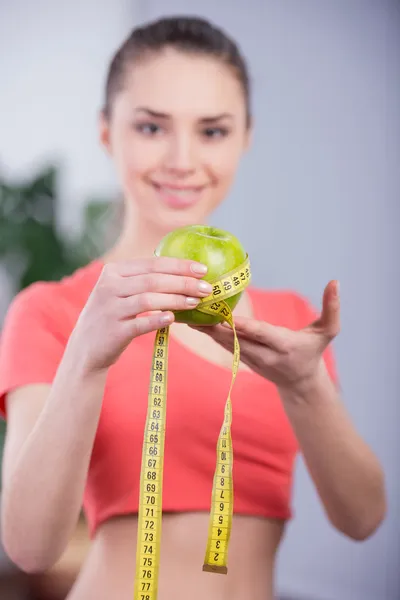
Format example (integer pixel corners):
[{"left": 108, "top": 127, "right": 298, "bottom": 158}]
[{"left": 99, "top": 110, "right": 112, "bottom": 155}]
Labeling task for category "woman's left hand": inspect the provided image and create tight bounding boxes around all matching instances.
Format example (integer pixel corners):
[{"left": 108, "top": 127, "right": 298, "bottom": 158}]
[{"left": 192, "top": 280, "right": 340, "bottom": 391}]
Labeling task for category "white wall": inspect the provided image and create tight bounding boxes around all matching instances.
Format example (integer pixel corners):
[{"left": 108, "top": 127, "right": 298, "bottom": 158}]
[
  {"left": 1, "top": 1, "right": 399, "bottom": 598},
  {"left": 0, "top": 0, "right": 136, "bottom": 234}
]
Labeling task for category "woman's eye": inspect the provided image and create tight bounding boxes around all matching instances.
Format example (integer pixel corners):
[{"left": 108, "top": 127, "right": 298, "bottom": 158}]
[
  {"left": 203, "top": 127, "right": 229, "bottom": 138},
  {"left": 135, "top": 123, "right": 162, "bottom": 135}
]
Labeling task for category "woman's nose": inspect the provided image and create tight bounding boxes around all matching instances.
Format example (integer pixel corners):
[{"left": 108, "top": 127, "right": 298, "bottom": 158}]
[{"left": 163, "top": 134, "right": 197, "bottom": 175}]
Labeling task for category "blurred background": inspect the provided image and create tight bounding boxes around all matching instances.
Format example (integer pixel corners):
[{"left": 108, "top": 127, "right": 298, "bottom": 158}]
[{"left": 0, "top": 0, "right": 399, "bottom": 599}]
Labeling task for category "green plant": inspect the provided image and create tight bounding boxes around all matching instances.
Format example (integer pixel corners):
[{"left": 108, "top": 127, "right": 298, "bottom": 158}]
[
  {"left": 0, "top": 163, "right": 118, "bottom": 484},
  {"left": 0, "top": 164, "right": 117, "bottom": 292}
]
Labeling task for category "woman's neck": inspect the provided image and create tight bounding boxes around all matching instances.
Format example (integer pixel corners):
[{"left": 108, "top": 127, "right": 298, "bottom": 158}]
[
  {"left": 102, "top": 203, "right": 209, "bottom": 264},
  {"left": 102, "top": 209, "right": 169, "bottom": 263}
]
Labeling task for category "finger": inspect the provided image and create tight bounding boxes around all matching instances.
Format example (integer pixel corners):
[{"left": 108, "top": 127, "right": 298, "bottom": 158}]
[
  {"left": 191, "top": 323, "right": 262, "bottom": 350},
  {"left": 221, "top": 317, "right": 290, "bottom": 353},
  {"left": 116, "top": 273, "right": 212, "bottom": 299},
  {"left": 310, "top": 280, "right": 340, "bottom": 341},
  {"left": 103, "top": 257, "right": 208, "bottom": 279},
  {"left": 118, "top": 292, "right": 203, "bottom": 318},
  {"left": 193, "top": 325, "right": 277, "bottom": 368},
  {"left": 123, "top": 311, "right": 175, "bottom": 338}
]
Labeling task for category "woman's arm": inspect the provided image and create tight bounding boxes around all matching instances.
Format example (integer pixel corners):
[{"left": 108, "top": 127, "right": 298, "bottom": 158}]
[
  {"left": 194, "top": 280, "right": 387, "bottom": 540},
  {"left": 1, "top": 355, "right": 107, "bottom": 573},
  {"left": 0, "top": 256, "right": 211, "bottom": 573},
  {"left": 278, "top": 362, "right": 386, "bottom": 540}
]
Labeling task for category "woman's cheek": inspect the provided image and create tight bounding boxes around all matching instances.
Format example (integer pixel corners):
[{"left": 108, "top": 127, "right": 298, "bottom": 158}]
[
  {"left": 126, "top": 137, "right": 167, "bottom": 175},
  {"left": 203, "top": 138, "right": 244, "bottom": 178}
]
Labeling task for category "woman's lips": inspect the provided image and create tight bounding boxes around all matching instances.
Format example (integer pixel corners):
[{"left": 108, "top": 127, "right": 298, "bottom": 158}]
[{"left": 152, "top": 182, "right": 206, "bottom": 209}]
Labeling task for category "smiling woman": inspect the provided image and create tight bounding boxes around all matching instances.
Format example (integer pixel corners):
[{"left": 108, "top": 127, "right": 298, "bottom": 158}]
[
  {"left": 98, "top": 21, "right": 250, "bottom": 249},
  {"left": 0, "top": 14, "right": 386, "bottom": 600}
]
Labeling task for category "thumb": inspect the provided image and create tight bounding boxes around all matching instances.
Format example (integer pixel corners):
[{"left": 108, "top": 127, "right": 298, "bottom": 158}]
[{"left": 311, "top": 280, "right": 341, "bottom": 346}]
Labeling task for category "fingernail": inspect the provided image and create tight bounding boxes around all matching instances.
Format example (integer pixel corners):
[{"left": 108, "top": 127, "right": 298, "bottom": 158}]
[
  {"left": 186, "top": 297, "right": 200, "bottom": 306},
  {"left": 198, "top": 281, "right": 213, "bottom": 294},
  {"left": 191, "top": 263, "right": 208, "bottom": 275},
  {"left": 160, "top": 312, "right": 173, "bottom": 324},
  {"left": 335, "top": 280, "right": 340, "bottom": 297}
]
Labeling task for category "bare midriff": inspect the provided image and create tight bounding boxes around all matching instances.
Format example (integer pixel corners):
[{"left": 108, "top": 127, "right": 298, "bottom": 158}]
[{"left": 67, "top": 512, "right": 286, "bottom": 600}]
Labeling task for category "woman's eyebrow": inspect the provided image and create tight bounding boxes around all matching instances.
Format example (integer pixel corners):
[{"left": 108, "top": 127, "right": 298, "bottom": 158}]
[{"left": 134, "top": 107, "right": 234, "bottom": 123}]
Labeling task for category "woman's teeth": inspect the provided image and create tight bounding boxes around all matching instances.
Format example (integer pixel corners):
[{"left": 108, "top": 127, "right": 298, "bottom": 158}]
[{"left": 160, "top": 187, "right": 198, "bottom": 196}]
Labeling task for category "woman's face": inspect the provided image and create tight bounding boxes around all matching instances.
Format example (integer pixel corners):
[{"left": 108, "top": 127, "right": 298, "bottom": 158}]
[{"left": 100, "top": 48, "right": 251, "bottom": 234}]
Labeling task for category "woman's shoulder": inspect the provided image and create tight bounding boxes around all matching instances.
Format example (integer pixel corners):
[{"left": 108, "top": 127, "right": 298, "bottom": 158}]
[
  {"left": 1, "top": 260, "right": 104, "bottom": 348},
  {"left": 4, "top": 259, "right": 104, "bottom": 319},
  {"left": 0, "top": 260, "right": 105, "bottom": 417}
]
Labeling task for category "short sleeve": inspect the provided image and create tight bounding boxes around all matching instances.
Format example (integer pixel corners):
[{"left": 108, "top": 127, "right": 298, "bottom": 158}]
[
  {"left": 292, "top": 292, "right": 339, "bottom": 386},
  {"left": 0, "top": 283, "right": 67, "bottom": 418}
]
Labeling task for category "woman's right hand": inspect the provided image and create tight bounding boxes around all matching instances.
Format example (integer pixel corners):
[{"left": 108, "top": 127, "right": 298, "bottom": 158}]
[{"left": 69, "top": 257, "right": 212, "bottom": 373}]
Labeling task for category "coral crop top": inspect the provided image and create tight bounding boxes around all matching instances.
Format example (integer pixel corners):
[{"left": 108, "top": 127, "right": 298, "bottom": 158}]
[{"left": 0, "top": 260, "right": 337, "bottom": 537}]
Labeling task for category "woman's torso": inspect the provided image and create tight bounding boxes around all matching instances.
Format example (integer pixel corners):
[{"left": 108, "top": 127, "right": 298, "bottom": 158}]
[
  {"left": 67, "top": 283, "right": 298, "bottom": 599},
  {"left": 67, "top": 512, "right": 285, "bottom": 600}
]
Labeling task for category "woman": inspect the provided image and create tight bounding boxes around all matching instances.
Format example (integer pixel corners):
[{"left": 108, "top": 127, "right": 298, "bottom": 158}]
[{"left": 0, "top": 15, "right": 386, "bottom": 600}]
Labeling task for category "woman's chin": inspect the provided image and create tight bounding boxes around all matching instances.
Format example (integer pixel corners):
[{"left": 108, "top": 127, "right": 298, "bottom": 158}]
[{"left": 152, "top": 205, "right": 210, "bottom": 234}]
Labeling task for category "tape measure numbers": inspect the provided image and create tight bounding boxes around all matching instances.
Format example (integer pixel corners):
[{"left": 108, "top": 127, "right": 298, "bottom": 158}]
[{"left": 133, "top": 256, "right": 252, "bottom": 600}]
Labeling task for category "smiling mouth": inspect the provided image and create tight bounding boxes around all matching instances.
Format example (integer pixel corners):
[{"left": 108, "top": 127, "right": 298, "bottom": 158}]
[
  {"left": 152, "top": 182, "right": 206, "bottom": 193},
  {"left": 151, "top": 182, "right": 207, "bottom": 208}
]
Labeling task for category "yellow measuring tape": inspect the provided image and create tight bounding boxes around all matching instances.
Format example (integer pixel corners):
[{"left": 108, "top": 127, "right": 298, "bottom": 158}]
[{"left": 134, "top": 256, "right": 251, "bottom": 600}]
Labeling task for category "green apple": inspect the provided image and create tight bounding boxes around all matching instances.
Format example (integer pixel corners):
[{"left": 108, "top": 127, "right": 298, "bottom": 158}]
[{"left": 155, "top": 224, "right": 248, "bottom": 325}]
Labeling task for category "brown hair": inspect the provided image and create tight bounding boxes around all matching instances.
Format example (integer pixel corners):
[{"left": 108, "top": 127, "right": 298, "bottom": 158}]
[{"left": 103, "top": 16, "right": 252, "bottom": 126}]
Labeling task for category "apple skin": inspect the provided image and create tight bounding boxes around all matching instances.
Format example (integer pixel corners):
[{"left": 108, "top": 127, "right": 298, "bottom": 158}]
[{"left": 155, "top": 225, "right": 247, "bottom": 326}]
